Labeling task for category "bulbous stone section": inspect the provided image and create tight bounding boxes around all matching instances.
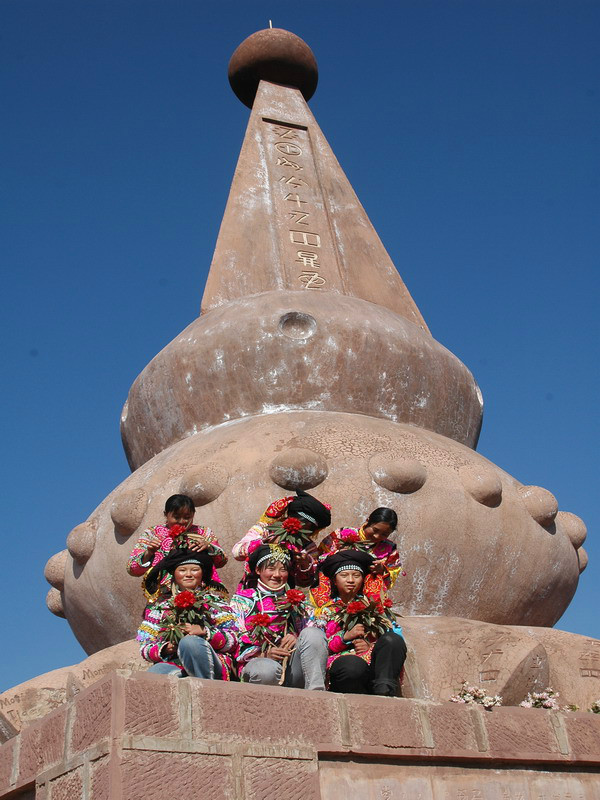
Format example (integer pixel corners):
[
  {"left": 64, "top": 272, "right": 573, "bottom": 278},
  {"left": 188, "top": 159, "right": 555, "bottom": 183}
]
[
  {"left": 46, "top": 588, "right": 65, "bottom": 618},
  {"left": 66, "top": 520, "right": 97, "bottom": 564},
  {"left": 110, "top": 487, "right": 148, "bottom": 535},
  {"left": 228, "top": 28, "right": 318, "bottom": 108},
  {"left": 556, "top": 510, "right": 587, "bottom": 549},
  {"left": 63, "top": 412, "right": 581, "bottom": 654},
  {"left": 369, "top": 454, "right": 426, "bottom": 494},
  {"left": 179, "top": 463, "right": 229, "bottom": 506},
  {"left": 269, "top": 447, "right": 328, "bottom": 490},
  {"left": 121, "top": 292, "right": 483, "bottom": 469},
  {"left": 518, "top": 485, "right": 559, "bottom": 527},
  {"left": 459, "top": 464, "right": 503, "bottom": 506},
  {"left": 44, "top": 549, "right": 68, "bottom": 591},
  {"left": 578, "top": 547, "right": 588, "bottom": 572}
]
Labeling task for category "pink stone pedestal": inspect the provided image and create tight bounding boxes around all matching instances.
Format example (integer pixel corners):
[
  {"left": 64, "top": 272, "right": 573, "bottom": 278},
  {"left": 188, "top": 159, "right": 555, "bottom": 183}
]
[{"left": 2, "top": 671, "right": 600, "bottom": 799}]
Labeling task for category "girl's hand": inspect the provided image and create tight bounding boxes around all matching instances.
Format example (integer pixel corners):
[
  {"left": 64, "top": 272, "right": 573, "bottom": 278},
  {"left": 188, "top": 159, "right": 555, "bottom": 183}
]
[
  {"left": 188, "top": 538, "right": 209, "bottom": 552},
  {"left": 370, "top": 559, "right": 387, "bottom": 576},
  {"left": 279, "top": 633, "right": 297, "bottom": 651},
  {"left": 144, "top": 532, "right": 162, "bottom": 553},
  {"left": 266, "top": 645, "right": 290, "bottom": 661},
  {"left": 163, "top": 642, "right": 177, "bottom": 656},
  {"left": 343, "top": 624, "right": 366, "bottom": 642},
  {"left": 353, "top": 638, "right": 370, "bottom": 655},
  {"left": 293, "top": 551, "right": 313, "bottom": 572},
  {"left": 181, "top": 623, "right": 207, "bottom": 637}
]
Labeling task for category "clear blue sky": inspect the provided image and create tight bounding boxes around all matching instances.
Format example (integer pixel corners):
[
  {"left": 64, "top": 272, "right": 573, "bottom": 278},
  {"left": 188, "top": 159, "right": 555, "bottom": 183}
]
[{"left": 1, "top": 0, "right": 598, "bottom": 693}]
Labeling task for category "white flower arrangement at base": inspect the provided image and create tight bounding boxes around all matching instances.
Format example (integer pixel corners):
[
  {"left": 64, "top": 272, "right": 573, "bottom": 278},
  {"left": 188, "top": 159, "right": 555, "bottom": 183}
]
[{"left": 449, "top": 681, "right": 502, "bottom": 710}]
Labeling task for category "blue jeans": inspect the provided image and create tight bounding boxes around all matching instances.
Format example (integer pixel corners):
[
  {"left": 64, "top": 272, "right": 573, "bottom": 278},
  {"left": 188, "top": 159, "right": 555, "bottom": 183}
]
[
  {"left": 148, "top": 635, "right": 223, "bottom": 679},
  {"left": 241, "top": 627, "right": 327, "bottom": 689}
]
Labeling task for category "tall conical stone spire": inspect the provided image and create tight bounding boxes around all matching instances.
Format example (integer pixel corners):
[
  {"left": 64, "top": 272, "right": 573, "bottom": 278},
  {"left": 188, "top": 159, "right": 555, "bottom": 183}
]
[
  {"left": 45, "top": 29, "right": 586, "bottom": 661},
  {"left": 203, "top": 29, "right": 428, "bottom": 328}
]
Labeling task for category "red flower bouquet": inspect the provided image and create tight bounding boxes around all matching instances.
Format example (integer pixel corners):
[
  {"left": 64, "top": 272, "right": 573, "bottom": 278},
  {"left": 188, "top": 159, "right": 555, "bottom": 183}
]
[
  {"left": 162, "top": 589, "right": 217, "bottom": 647},
  {"left": 264, "top": 516, "right": 315, "bottom": 550},
  {"left": 338, "top": 595, "right": 393, "bottom": 639},
  {"left": 173, "top": 590, "right": 196, "bottom": 609},
  {"left": 246, "top": 612, "right": 277, "bottom": 652}
]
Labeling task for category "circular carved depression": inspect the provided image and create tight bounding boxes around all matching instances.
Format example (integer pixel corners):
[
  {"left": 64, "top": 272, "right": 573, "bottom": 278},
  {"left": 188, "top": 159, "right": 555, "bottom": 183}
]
[
  {"left": 111, "top": 487, "right": 149, "bottom": 536},
  {"left": 556, "top": 510, "right": 587, "bottom": 550},
  {"left": 180, "top": 463, "right": 229, "bottom": 506},
  {"left": 44, "top": 549, "right": 68, "bottom": 590},
  {"left": 518, "top": 485, "right": 558, "bottom": 528},
  {"left": 269, "top": 448, "right": 328, "bottom": 490},
  {"left": 66, "top": 520, "right": 98, "bottom": 564},
  {"left": 369, "top": 454, "right": 427, "bottom": 494},
  {"left": 46, "top": 588, "right": 65, "bottom": 618},
  {"left": 459, "top": 464, "right": 503, "bottom": 507},
  {"left": 278, "top": 311, "right": 317, "bottom": 340}
]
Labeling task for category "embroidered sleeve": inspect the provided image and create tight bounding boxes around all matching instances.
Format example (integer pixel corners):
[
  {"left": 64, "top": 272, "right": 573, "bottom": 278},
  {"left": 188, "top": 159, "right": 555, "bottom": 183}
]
[
  {"left": 231, "top": 523, "right": 266, "bottom": 561},
  {"left": 205, "top": 599, "right": 239, "bottom": 655},
  {"left": 229, "top": 595, "right": 261, "bottom": 665},
  {"left": 127, "top": 528, "right": 162, "bottom": 576},
  {"left": 138, "top": 601, "right": 170, "bottom": 663},
  {"left": 325, "top": 618, "right": 349, "bottom": 655}
]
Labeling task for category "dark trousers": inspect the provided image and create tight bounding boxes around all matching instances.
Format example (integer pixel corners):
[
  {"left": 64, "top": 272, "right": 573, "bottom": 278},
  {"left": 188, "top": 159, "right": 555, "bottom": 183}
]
[{"left": 328, "top": 631, "right": 407, "bottom": 696}]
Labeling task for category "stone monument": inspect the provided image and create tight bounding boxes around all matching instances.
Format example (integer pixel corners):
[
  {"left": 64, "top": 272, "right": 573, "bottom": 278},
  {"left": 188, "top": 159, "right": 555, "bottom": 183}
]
[{"left": 1, "top": 28, "right": 598, "bottom": 800}]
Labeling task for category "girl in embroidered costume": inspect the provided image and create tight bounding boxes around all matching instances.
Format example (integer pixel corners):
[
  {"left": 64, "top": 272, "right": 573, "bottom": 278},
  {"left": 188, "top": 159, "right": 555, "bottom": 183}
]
[
  {"left": 313, "top": 549, "right": 407, "bottom": 696},
  {"left": 137, "top": 548, "right": 238, "bottom": 680},
  {"left": 232, "top": 490, "right": 332, "bottom": 587},
  {"left": 230, "top": 543, "right": 327, "bottom": 689},
  {"left": 316, "top": 507, "right": 404, "bottom": 600},
  {"left": 127, "top": 494, "right": 227, "bottom": 587}
]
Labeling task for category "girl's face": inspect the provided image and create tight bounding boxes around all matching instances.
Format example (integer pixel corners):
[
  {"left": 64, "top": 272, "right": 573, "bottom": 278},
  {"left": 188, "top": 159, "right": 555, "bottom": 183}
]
[
  {"left": 334, "top": 569, "right": 364, "bottom": 600},
  {"left": 165, "top": 507, "right": 194, "bottom": 530},
  {"left": 363, "top": 521, "right": 393, "bottom": 543},
  {"left": 174, "top": 563, "right": 203, "bottom": 590},
  {"left": 257, "top": 561, "right": 289, "bottom": 590}
]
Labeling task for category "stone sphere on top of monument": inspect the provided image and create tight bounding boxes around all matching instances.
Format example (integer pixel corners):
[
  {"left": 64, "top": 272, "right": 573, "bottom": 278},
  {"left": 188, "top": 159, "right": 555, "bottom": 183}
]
[{"left": 228, "top": 27, "right": 318, "bottom": 107}]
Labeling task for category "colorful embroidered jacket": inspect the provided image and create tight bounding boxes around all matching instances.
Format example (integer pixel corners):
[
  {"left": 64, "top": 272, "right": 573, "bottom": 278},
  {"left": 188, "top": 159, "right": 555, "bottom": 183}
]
[
  {"left": 232, "top": 497, "right": 318, "bottom": 588},
  {"left": 231, "top": 496, "right": 294, "bottom": 560},
  {"left": 127, "top": 524, "right": 227, "bottom": 585},
  {"left": 137, "top": 588, "right": 238, "bottom": 680},
  {"left": 230, "top": 584, "right": 315, "bottom": 667},
  {"left": 317, "top": 527, "right": 403, "bottom": 589},
  {"left": 316, "top": 595, "right": 393, "bottom": 669}
]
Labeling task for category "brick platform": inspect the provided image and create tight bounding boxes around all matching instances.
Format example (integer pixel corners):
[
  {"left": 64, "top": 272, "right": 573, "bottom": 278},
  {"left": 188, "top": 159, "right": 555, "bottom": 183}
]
[{"left": 1, "top": 670, "right": 600, "bottom": 799}]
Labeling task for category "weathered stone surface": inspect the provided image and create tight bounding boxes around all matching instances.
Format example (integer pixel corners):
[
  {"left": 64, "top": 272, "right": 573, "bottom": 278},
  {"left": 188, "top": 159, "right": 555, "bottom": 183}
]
[
  {"left": 482, "top": 706, "right": 562, "bottom": 760},
  {"left": 110, "top": 487, "right": 148, "bottom": 535},
  {"left": 400, "top": 616, "right": 551, "bottom": 706},
  {"left": 0, "top": 640, "right": 145, "bottom": 737},
  {"left": 190, "top": 681, "right": 343, "bottom": 748},
  {"left": 43, "top": 550, "right": 67, "bottom": 591},
  {"left": 69, "top": 679, "right": 112, "bottom": 756},
  {"left": 89, "top": 755, "right": 111, "bottom": 800},
  {"left": 120, "top": 752, "right": 233, "bottom": 800},
  {"left": 2, "top": 672, "right": 600, "bottom": 800},
  {"left": 121, "top": 292, "right": 482, "bottom": 469},
  {"left": 17, "top": 706, "right": 67, "bottom": 784},
  {"left": 506, "top": 626, "right": 600, "bottom": 711},
  {"left": 346, "top": 695, "right": 426, "bottom": 751},
  {"left": 47, "top": 767, "right": 83, "bottom": 799},
  {"left": 0, "top": 738, "right": 15, "bottom": 794},
  {"left": 242, "top": 756, "right": 319, "bottom": 800},
  {"left": 123, "top": 672, "right": 180, "bottom": 739},
  {"left": 426, "top": 702, "right": 481, "bottom": 756}
]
